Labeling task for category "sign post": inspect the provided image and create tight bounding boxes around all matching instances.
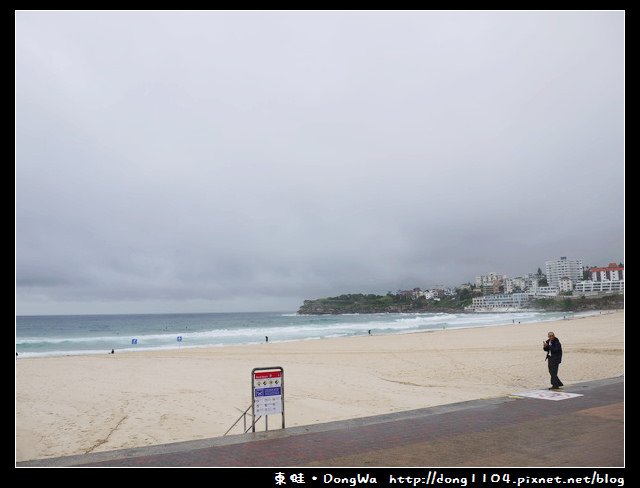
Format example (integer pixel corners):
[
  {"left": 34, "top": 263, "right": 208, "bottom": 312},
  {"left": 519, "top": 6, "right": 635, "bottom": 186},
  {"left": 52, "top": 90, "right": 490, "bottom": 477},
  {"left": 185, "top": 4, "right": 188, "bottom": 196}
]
[{"left": 251, "top": 367, "right": 284, "bottom": 432}]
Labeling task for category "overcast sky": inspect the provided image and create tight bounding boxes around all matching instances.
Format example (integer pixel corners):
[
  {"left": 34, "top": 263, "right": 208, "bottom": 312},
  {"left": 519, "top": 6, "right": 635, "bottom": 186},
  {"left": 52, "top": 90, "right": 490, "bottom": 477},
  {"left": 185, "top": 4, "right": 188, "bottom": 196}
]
[{"left": 15, "top": 10, "right": 624, "bottom": 315}]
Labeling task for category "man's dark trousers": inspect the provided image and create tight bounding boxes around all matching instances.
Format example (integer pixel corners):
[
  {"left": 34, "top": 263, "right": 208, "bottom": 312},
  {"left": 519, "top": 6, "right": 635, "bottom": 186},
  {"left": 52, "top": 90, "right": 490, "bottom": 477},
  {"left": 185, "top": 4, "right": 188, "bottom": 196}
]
[{"left": 548, "top": 357, "right": 562, "bottom": 388}]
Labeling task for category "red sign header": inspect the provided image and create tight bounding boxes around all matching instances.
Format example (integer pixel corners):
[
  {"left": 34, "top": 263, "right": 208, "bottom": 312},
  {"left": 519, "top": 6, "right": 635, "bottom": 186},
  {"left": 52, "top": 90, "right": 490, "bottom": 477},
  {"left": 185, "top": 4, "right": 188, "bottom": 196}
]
[{"left": 254, "top": 371, "right": 282, "bottom": 380}]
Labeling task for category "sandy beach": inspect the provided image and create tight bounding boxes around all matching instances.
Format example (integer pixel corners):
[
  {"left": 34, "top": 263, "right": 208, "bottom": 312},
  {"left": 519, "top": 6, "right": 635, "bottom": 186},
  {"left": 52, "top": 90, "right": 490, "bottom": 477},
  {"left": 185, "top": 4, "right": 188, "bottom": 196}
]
[{"left": 15, "top": 311, "right": 624, "bottom": 463}]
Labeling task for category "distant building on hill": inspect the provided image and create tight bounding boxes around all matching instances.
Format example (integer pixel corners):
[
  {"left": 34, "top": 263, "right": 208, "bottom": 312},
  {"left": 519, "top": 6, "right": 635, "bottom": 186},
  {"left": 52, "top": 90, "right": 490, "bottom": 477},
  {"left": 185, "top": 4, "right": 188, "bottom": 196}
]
[
  {"left": 465, "top": 258, "right": 622, "bottom": 310},
  {"left": 573, "top": 263, "right": 624, "bottom": 295},
  {"left": 590, "top": 263, "right": 624, "bottom": 282},
  {"left": 469, "top": 292, "right": 532, "bottom": 311},
  {"left": 475, "top": 272, "right": 505, "bottom": 294},
  {"left": 545, "top": 257, "right": 583, "bottom": 288},
  {"left": 574, "top": 280, "right": 624, "bottom": 294}
]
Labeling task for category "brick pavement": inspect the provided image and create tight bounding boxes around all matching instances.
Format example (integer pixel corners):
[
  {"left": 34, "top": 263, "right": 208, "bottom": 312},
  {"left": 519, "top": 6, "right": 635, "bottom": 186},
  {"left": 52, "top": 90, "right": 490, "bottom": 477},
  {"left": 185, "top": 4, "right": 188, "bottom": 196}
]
[{"left": 16, "top": 376, "right": 623, "bottom": 468}]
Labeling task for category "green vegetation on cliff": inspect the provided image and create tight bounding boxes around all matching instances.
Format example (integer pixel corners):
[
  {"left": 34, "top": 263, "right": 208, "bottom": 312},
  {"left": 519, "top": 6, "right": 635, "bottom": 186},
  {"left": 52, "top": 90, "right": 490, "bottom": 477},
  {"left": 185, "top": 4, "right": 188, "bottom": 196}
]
[
  {"left": 298, "top": 292, "right": 624, "bottom": 315},
  {"left": 298, "top": 293, "right": 470, "bottom": 314}
]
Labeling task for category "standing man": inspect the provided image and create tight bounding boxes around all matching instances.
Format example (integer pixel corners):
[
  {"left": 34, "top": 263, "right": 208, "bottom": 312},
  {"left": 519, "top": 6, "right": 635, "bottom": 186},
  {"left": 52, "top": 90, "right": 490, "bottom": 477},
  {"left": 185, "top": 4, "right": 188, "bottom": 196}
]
[{"left": 543, "top": 331, "right": 563, "bottom": 389}]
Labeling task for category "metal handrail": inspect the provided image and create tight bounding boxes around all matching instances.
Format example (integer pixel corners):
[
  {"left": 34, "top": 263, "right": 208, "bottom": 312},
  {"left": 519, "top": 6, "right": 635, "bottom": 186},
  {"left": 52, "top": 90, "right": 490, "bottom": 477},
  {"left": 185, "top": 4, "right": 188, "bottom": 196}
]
[{"left": 223, "top": 405, "right": 262, "bottom": 436}]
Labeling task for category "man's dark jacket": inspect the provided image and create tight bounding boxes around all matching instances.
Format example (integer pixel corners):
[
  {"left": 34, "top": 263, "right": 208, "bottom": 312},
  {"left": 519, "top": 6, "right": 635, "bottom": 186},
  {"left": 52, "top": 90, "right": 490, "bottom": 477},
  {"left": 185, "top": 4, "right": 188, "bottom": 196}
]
[{"left": 544, "top": 338, "right": 562, "bottom": 363}]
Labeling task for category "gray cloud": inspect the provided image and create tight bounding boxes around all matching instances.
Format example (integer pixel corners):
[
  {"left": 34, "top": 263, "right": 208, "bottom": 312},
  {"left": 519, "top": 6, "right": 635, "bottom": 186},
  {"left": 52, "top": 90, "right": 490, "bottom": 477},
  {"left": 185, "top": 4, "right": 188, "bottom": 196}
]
[{"left": 15, "top": 10, "right": 624, "bottom": 314}]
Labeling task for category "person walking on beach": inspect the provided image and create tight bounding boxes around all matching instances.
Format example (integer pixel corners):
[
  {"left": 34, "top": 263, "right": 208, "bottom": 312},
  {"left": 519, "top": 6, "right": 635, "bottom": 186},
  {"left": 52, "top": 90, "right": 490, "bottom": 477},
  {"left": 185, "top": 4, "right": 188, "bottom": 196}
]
[{"left": 543, "top": 331, "right": 563, "bottom": 389}]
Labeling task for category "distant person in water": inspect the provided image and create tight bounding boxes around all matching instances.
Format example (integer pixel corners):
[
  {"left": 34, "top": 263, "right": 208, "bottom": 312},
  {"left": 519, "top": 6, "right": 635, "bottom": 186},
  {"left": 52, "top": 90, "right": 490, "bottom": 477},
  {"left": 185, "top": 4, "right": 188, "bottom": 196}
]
[{"left": 265, "top": 336, "right": 268, "bottom": 344}]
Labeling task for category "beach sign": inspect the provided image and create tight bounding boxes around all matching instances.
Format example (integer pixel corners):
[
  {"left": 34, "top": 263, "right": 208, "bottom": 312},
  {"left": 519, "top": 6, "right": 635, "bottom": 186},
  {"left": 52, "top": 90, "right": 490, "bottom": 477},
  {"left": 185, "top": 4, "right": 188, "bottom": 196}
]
[
  {"left": 252, "top": 367, "right": 285, "bottom": 431},
  {"left": 254, "top": 370, "right": 283, "bottom": 415}
]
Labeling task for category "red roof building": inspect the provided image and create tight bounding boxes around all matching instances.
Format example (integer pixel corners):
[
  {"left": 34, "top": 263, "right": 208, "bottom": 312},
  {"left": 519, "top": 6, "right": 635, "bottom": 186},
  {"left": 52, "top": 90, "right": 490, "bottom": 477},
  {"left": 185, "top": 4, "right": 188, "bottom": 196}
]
[{"left": 590, "top": 263, "right": 624, "bottom": 282}]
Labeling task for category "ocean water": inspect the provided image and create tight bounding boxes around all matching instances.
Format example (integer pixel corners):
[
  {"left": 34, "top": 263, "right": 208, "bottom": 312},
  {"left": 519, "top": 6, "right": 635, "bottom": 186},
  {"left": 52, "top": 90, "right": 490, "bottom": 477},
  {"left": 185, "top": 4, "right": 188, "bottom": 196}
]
[{"left": 15, "top": 310, "right": 588, "bottom": 359}]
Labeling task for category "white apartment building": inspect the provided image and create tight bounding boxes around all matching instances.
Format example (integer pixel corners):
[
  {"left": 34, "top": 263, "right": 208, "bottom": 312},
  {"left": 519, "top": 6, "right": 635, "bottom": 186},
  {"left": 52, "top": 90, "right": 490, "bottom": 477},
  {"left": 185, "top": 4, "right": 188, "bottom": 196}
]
[
  {"left": 531, "top": 286, "right": 560, "bottom": 296},
  {"left": 574, "top": 280, "right": 625, "bottom": 293},
  {"left": 559, "top": 277, "right": 574, "bottom": 293},
  {"left": 469, "top": 292, "right": 532, "bottom": 311},
  {"left": 545, "top": 257, "right": 583, "bottom": 288},
  {"left": 475, "top": 272, "right": 506, "bottom": 294}
]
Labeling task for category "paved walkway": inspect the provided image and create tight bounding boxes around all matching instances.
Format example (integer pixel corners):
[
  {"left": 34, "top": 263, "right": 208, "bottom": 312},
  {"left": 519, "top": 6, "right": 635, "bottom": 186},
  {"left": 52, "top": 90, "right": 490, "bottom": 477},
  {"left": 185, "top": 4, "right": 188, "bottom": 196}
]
[{"left": 17, "top": 376, "right": 624, "bottom": 468}]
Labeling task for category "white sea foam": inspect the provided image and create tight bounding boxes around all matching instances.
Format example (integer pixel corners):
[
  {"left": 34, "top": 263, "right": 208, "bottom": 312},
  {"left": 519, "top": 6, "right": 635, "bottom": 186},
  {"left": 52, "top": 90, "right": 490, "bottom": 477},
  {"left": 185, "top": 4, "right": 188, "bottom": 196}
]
[{"left": 16, "top": 310, "right": 597, "bottom": 358}]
